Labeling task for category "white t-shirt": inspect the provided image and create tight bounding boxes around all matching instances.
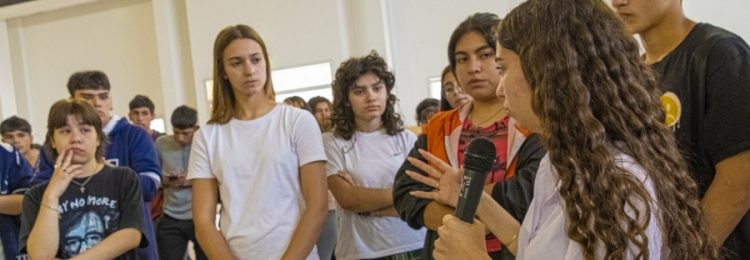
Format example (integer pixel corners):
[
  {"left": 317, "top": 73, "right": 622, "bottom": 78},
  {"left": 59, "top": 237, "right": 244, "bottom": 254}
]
[
  {"left": 517, "top": 151, "right": 663, "bottom": 259},
  {"left": 187, "top": 104, "right": 326, "bottom": 260},
  {"left": 324, "top": 129, "right": 426, "bottom": 260}
]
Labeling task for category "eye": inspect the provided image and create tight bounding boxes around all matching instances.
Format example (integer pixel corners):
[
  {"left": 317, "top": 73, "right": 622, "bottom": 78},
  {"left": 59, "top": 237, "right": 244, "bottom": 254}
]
[
  {"left": 251, "top": 57, "right": 262, "bottom": 64},
  {"left": 456, "top": 56, "right": 468, "bottom": 63}
]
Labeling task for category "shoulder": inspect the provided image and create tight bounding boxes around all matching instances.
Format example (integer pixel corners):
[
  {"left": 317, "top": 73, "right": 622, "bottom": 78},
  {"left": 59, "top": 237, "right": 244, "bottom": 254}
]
[
  {"left": 155, "top": 135, "right": 175, "bottom": 147},
  {"left": 693, "top": 24, "right": 750, "bottom": 59},
  {"left": 1, "top": 142, "right": 13, "bottom": 153},
  {"left": 397, "top": 129, "right": 417, "bottom": 142},
  {"left": 103, "top": 166, "right": 138, "bottom": 181},
  {"left": 426, "top": 109, "right": 456, "bottom": 127},
  {"left": 279, "top": 104, "right": 315, "bottom": 123}
]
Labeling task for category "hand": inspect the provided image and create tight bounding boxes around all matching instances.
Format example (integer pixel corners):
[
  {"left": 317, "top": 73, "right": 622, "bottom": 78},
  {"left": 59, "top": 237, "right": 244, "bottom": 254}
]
[
  {"left": 405, "top": 149, "right": 462, "bottom": 208},
  {"left": 46, "top": 150, "right": 84, "bottom": 199},
  {"left": 434, "top": 215, "right": 490, "bottom": 260}
]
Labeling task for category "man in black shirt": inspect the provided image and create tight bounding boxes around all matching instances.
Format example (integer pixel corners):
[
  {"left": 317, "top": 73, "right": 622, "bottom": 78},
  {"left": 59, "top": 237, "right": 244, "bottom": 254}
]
[{"left": 612, "top": 1, "right": 750, "bottom": 259}]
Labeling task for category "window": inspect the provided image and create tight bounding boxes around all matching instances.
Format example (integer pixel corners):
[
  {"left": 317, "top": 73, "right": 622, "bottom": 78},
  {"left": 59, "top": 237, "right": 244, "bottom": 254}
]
[
  {"left": 428, "top": 77, "right": 442, "bottom": 99},
  {"left": 150, "top": 118, "right": 165, "bottom": 133},
  {"left": 273, "top": 62, "right": 333, "bottom": 102}
]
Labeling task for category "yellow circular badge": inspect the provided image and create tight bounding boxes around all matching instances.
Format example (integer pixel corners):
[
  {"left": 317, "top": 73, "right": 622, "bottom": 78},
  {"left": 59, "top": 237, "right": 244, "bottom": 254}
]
[{"left": 661, "top": 91, "right": 681, "bottom": 127}]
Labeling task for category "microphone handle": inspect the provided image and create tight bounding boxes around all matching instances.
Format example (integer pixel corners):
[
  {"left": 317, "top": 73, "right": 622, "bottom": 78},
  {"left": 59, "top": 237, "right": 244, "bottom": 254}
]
[{"left": 454, "top": 169, "right": 488, "bottom": 223}]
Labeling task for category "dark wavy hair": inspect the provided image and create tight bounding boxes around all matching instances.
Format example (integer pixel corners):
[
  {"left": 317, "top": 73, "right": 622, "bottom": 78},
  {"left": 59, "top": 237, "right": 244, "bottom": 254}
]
[
  {"left": 498, "top": 0, "right": 718, "bottom": 259},
  {"left": 331, "top": 51, "right": 403, "bottom": 140},
  {"left": 44, "top": 99, "right": 108, "bottom": 163}
]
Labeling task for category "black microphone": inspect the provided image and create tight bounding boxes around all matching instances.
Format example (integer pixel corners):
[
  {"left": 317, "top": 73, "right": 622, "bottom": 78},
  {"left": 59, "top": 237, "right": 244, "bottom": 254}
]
[{"left": 454, "top": 137, "right": 497, "bottom": 223}]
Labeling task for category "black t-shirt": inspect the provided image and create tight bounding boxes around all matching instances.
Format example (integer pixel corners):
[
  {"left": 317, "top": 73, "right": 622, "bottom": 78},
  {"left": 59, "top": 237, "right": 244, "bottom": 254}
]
[
  {"left": 652, "top": 23, "right": 750, "bottom": 259},
  {"left": 18, "top": 166, "right": 146, "bottom": 260}
]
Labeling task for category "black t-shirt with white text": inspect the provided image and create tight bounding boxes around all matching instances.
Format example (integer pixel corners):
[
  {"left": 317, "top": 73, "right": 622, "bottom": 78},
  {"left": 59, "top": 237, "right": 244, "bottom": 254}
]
[
  {"left": 18, "top": 166, "right": 146, "bottom": 260},
  {"left": 652, "top": 23, "right": 750, "bottom": 259}
]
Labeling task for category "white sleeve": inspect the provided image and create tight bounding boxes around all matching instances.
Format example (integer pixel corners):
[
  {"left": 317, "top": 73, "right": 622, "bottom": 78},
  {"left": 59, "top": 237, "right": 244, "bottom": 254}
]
[
  {"left": 323, "top": 133, "right": 346, "bottom": 177},
  {"left": 187, "top": 129, "right": 214, "bottom": 180},
  {"left": 292, "top": 112, "right": 327, "bottom": 167}
]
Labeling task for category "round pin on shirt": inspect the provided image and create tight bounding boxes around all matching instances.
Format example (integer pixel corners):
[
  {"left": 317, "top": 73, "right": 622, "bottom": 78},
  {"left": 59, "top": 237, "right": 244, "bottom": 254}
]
[{"left": 661, "top": 91, "right": 682, "bottom": 128}]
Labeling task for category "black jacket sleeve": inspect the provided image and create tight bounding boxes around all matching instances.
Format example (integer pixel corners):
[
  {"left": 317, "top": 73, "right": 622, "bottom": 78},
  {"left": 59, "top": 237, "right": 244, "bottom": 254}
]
[
  {"left": 392, "top": 134, "right": 434, "bottom": 229},
  {"left": 491, "top": 134, "right": 546, "bottom": 222}
]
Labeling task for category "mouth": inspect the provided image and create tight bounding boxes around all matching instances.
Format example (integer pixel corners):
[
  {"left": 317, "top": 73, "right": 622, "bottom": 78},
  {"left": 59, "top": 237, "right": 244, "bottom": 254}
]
[
  {"left": 616, "top": 12, "right": 633, "bottom": 19},
  {"left": 69, "top": 148, "right": 86, "bottom": 154},
  {"left": 365, "top": 105, "right": 380, "bottom": 111},
  {"left": 468, "top": 79, "right": 485, "bottom": 85}
]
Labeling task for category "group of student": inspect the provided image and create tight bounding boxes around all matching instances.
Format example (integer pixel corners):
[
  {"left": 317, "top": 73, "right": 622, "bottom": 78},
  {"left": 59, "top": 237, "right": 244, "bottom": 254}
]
[
  {"left": 0, "top": 74, "right": 204, "bottom": 259},
  {"left": 1, "top": 0, "right": 749, "bottom": 259}
]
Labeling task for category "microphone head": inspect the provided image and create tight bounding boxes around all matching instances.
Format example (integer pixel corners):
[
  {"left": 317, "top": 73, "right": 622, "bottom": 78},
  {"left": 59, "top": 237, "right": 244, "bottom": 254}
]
[{"left": 464, "top": 137, "right": 497, "bottom": 173}]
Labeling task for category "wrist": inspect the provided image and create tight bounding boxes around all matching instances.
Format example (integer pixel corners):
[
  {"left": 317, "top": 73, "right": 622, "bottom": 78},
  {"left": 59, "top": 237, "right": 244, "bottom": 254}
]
[{"left": 42, "top": 193, "right": 60, "bottom": 204}]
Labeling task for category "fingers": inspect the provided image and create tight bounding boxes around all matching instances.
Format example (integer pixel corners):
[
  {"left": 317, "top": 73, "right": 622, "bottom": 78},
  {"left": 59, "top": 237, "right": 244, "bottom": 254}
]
[
  {"left": 405, "top": 170, "right": 439, "bottom": 188},
  {"left": 406, "top": 157, "right": 443, "bottom": 180},
  {"left": 418, "top": 149, "right": 455, "bottom": 173},
  {"left": 63, "top": 149, "right": 73, "bottom": 168},
  {"left": 54, "top": 149, "right": 66, "bottom": 169},
  {"left": 409, "top": 190, "right": 438, "bottom": 200}
]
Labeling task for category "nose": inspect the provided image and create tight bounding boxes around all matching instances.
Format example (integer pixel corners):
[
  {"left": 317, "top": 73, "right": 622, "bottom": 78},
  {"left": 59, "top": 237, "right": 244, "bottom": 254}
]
[
  {"left": 610, "top": 0, "right": 627, "bottom": 8},
  {"left": 70, "top": 129, "right": 83, "bottom": 143},
  {"left": 468, "top": 56, "right": 482, "bottom": 74},
  {"left": 244, "top": 62, "right": 255, "bottom": 75},
  {"left": 90, "top": 97, "right": 101, "bottom": 107},
  {"left": 365, "top": 89, "right": 377, "bottom": 102}
]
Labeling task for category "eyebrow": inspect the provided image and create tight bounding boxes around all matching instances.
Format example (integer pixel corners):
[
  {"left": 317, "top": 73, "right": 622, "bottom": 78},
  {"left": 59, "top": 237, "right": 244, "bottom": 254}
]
[
  {"left": 354, "top": 79, "right": 383, "bottom": 89},
  {"left": 228, "top": 52, "right": 262, "bottom": 61},
  {"left": 455, "top": 44, "right": 493, "bottom": 56}
]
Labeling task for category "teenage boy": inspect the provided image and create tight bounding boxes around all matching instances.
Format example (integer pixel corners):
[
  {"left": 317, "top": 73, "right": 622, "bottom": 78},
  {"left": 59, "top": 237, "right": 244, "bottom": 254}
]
[
  {"left": 0, "top": 143, "right": 31, "bottom": 259},
  {"left": 612, "top": 1, "right": 750, "bottom": 258},
  {"left": 1, "top": 116, "right": 41, "bottom": 181},
  {"left": 129, "top": 95, "right": 164, "bottom": 142},
  {"left": 155, "top": 105, "right": 206, "bottom": 260}
]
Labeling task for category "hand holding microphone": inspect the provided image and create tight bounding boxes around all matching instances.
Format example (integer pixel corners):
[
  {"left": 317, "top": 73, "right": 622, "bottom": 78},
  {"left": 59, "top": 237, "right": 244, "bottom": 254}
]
[
  {"left": 455, "top": 137, "right": 496, "bottom": 223},
  {"left": 406, "top": 137, "right": 497, "bottom": 223}
]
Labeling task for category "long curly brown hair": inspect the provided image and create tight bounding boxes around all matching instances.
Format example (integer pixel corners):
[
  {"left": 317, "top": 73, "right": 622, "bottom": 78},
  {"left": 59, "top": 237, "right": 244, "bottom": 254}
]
[
  {"left": 498, "top": 0, "right": 718, "bottom": 259},
  {"left": 331, "top": 51, "right": 403, "bottom": 140}
]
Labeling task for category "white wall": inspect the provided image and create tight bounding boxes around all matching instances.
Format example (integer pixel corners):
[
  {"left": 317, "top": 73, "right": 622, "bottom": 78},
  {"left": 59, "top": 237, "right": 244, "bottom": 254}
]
[
  {"left": 684, "top": 0, "right": 750, "bottom": 41},
  {"left": 184, "top": 0, "right": 348, "bottom": 123},
  {"left": 7, "top": 0, "right": 163, "bottom": 142}
]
